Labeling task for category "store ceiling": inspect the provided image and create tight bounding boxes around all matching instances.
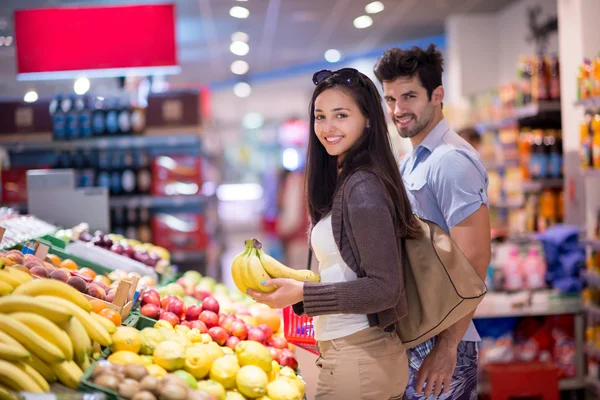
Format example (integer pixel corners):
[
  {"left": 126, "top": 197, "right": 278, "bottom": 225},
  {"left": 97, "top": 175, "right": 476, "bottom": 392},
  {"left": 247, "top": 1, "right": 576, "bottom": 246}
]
[{"left": 0, "top": 0, "right": 520, "bottom": 96}]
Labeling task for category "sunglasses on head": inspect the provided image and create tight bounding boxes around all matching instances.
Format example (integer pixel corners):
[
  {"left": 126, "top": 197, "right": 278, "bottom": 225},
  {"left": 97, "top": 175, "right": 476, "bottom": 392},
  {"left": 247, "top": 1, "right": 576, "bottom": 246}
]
[{"left": 312, "top": 68, "right": 366, "bottom": 86}]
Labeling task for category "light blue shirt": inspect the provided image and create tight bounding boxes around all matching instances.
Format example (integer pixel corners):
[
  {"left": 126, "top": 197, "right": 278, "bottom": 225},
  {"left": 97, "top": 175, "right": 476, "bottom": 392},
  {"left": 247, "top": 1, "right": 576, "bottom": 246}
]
[{"left": 400, "top": 118, "right": 488, "bottom": 342}]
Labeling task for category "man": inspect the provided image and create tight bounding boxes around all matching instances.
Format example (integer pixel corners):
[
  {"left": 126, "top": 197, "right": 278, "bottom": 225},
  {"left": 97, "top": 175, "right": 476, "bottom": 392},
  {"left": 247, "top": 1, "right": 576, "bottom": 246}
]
[{"left": 374, "top": 45, "right": 491, "bottom": 399}]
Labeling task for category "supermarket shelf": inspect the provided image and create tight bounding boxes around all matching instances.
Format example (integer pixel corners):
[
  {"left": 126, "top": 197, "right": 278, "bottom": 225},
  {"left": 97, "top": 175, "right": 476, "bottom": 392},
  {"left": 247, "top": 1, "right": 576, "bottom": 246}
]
[
  {"left": 582, "top": 270, "right": 600, "bottom": 287},
  {"left": 581, "top": 168, "right": 600, "bottom": 179},
  {"left": 585, "top": 304, "right": 600, "bottom": 320},
  {"left": 171, "top": 250, "right": 205, "bottom": 264},
  {"left": 109, "top": 195, "right": 206, "bottom": 209},
  {"left": 575, "top": 97, "right": 600, "bottom": 109},
  {"left": 474, "top": 290, "right": 582, "bottom": 319},
  {"left": 522, "top": 178, "right": 564, "bottom": 192},
  {"left": 477, "top": 101, "right": 562, "bottom": 132},
  {"left": 1, "top": 134, "right": 201, "bottom": 153},
  {"left": 479, "top": 377, "right": 584, "bottom": 394}
]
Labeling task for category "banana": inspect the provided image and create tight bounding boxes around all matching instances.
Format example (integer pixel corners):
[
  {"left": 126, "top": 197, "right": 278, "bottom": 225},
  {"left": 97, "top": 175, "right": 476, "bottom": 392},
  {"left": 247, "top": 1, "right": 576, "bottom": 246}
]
[
  {"left": 26, "top": 354, "right": 56, "bottom": 383},
  {"left": 9, "top": 312, "right": 74, "bottom": 362},
  {"left": 231, "top": 245, "right": 251, "bottom": 294},
  {"left": 90, "top": 311, "right": 117, "bottom": 333},
  {"left": 0, "top": 314, "right": 65, "bottom": 364},
  {"left": 0, "top": 270, "right": 21, "bottom": 289},
  {"left": 60, "top": 317, "right": 91, "bottom": 366},
  {"left": 0, "top": 383, "right": 18, "bottom": 400},
  {"left": 78, "top": 355, "right": 91, "bottom": 372},
  {"left": 244, "top": 249, "right": 276, "bottom": 293},
  {"left": 13, "top": 280, "right": 91, "bottom": 311},
  {"left": 36, "top": 296, "right": 112, "bottom": 347},
  {"left": 53, "top": 360, "right": 83, "bottom": 390},
  {"left": 257, "top": 247, "right": 320, "bottom": 282},
  {"left": 14, "top": 361, "right": 50, "bottom": 392},
  {"left": 0, "top": 295, "right": 72, "bottom": 324},
  {"left": 0, "top": 282, "right": 11, "bottom": 296},
  {"left": 0, "top": 330, "right": 25, "bottom": 349},
  {"left": 0, "top": 360, "right": 44, "bottom": 393},
  {"left": 0, "top": 343, "right": 30, "bottom": 361},
  {"left": 2, "top": 267, "right": 32, "bottom": 284}
]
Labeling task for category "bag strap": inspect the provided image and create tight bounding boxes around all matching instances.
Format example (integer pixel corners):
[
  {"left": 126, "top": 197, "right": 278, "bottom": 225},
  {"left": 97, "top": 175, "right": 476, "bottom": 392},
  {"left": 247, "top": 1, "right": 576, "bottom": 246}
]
[{"left": 306, "top": 248, "right": 313, "bottom": 271}]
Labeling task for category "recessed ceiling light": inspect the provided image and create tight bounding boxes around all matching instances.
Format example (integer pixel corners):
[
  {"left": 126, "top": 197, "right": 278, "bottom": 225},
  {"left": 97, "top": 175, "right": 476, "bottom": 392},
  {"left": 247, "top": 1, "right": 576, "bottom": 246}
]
[
  {"left": 24, "top": 91, "right": 38, "bottom": 103},
  {"left": 324, "top": 49, "right": 341, "bottom": 63},
  {"left": 230, "top": 41, "right": 250, "bottom": 56},
  {"left": 231, "top": 31, "right": 249, "bottom": 42},
  {"left": 234, "top": 82, "right": 252, "bottom": 98},
  {"left": 230, "top": 6, "right": 249, "bottom": 19},
  {"left": 353, "top": 15, "right": 373, "bottom": 29},
  {"left": 365, "top": 1, "right": 385, "bottom": 14},
  {"left": 231, "top": 60, "right": 249, "bottom": 75},
  {"left": 74, "top": 77, "right": 90, "bottom": 95}
]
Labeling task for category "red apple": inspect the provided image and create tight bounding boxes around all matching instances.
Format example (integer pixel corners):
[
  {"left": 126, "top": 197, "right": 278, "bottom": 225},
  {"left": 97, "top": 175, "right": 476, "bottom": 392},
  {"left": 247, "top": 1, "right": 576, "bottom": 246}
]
[
  {"left": 279, "top": 353, "right": 298, "bottom": 370},
  {"left": 190, "top": 320, "right": 208, "bottom": 333},
  {"left": 193, "top": 288, "right": 211, "bottom": 301},
  {"left": 166, "top": 298, "right": 186, "bottom": 320},
  {"left": 226, "top": 336, "right": 241, "bottom": 350},
  {"left": 219, "top": 316, "right": 235, "bottom": 333},
  {"left": 161, "top": 295, "right": 178, "bottom": 309},
  {"left": 218, "top": 313, "right": 228, "bottom": 324},
  {"left": 141, "top": 292, "right": 161, "bottom": 307},
  {"left": 140, "top": 304, "right": 160, "bottom": 319},
  {"left": 159, "top": 311, "right": 180, "bottom": 327},
  {"left": 185, "top": 305, "right": 203, "bottom": 321},
  {"left": 201, "top": 296, "right": 220, "bottom": 314},
  {"left": 179, "top": 320, "right": 193, "bottom": 329},
  {"left": 199, "top": 310, "right": 219, "bottom": 329},
  {"left": 267, "top": 346, "right": 281, "bottom": 363},
  {"left": 208, "top": 327, "right": 228, "bottom": 346},
  {"left": 231, "top": 320, "right": 248, "bottom": 340},
  {"left": 257, "top": 324, "right": 273, "bottom": 340},
  {"left": 247, "top": 327, "right": 267, "bottom": 344}
]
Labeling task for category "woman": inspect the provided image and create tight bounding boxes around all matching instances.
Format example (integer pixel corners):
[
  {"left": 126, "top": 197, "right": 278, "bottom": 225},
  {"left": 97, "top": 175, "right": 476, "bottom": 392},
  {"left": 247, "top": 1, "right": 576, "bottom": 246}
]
[{"left": 248, "top": 68, "right": 420, "bottom": 399}]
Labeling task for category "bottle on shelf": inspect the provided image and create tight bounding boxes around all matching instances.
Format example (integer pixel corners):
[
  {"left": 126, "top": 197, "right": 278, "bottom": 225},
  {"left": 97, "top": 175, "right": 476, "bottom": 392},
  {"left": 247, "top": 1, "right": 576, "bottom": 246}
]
[
  {"left": 536, "top": 55, "right": 550, "bottom": 102},
  {"left": 548, "top": 129, "right": 563, "bottom": 179},
  {"left": 125, "top": 207, "right": 139, "bottom": 241},
  {"left": 135, "top": 148, "right": 152, "bottom": 195},
  {"left": 138, "top": 207, "right": 152, "bottom": 244},
  {"left": 78, "top": 95, "right": 93, "bottom": 139},
  {"left": 109, "top": 150, "right": 123, "bottom": 196},
  {"left": 79, "top": 149, "right": 96, "bottom": 188},
  {"left": 529, "top": 130, "right": 547, "bottom": 179},
  {"left": 105, "top": 98, "right": 119, "bottom": 136},
  {"left": 117, "top": 94, "right": 132, "bottom": 135},
  {"left": 538, "top": 189, "right": 558, "bottom": 231},
  {"left": 549, "top": 54, "right": 561, "bottom": 101},
  {"left": 111, "top": 207, "right": 126, "bottom": 237},
  {"left": 593, "top": 113, "right": 600, "bottom": 169},
  {"left": 503, "top": 246, "right": 524, "bottom": 291},
  {"left": 121, "top": 149, "right": 136, "bottom": 196},
  {"left": 522, "top": 247, "right": 547, "bottom": 289},
  {"left": 96, "top": 150, "right": 111, "bottom": 190},
  {"left": 64, "top": 94, "right": 79, "bottom": 140},
  {"left": 50, "top": 93, "right": 66, "bottom": 141},
  {"left": 581, "top": 113, "right": 593, "bottom": 169},
  {"left": 131, "top": 104, "right": 146, "bottom": 135},
  {"left": 92, "top": 96, "right": 106, "bottom": 137},
  {"left": 578, "top": 58, "right": 592, "bottom": 101}
]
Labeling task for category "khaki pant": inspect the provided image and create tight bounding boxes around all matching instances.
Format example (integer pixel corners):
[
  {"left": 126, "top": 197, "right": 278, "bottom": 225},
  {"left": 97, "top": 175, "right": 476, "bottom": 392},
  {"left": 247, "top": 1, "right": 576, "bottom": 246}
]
[{"left": 315, "top": 326, "right": 408, "bottom": 400}]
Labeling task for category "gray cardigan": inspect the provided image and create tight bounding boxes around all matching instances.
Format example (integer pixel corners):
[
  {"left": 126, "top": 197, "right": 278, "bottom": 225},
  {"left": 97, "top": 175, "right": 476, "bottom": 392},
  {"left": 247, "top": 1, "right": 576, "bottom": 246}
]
[{"left": 293, "top": 170, "right": 407, "bottom": 330}]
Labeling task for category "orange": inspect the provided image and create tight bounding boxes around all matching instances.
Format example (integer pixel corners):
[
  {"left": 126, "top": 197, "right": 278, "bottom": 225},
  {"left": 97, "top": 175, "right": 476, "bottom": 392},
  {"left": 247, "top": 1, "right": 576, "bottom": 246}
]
[
  {"left": 254, "top": 309, "right": 281, "bottom": 333},
  {"left": 60, "top": 259, "right": 78, "bottom": 271},
  {"left": 1, "top": 257, "right": 14, "bottom": 267},
  {"left": 47, "top": 254, "right": 62, "bottom": 266},
  {"left": 90, "top": 299, "right": 109, "bottom": 314},
  {"left": 99, "top": 308, "right": 122, "bottom": 326},
  {"left": 79, "top": 267, "right": 97, "bottom": 279}
]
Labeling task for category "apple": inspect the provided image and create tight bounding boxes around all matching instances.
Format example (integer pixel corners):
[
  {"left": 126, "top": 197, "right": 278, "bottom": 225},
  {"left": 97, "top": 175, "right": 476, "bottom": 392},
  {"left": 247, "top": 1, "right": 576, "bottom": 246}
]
[
  {"left": 190, "top": 320, "right": 208, "bottom": 333},
  {"left": 199, "top": 310, "right": 219, "bottom": 329},
  {"left": 159, "top": 311, "right": 180, "bottom": 327},
  {"left": 166, "top": 298, "right": 186, "bottom": 320},
  {"left": 185, "top": 305, "right": 203, "bottom": 321},
  {"left": 140, "top": 304, "right": 160, "bottom": 319},
  {"left": 161, "top": 295, "right": 178, "bottom": 310},
  {"left": 267, "top": 336, "right": 288, "bottom": 350},
  {"left": 267, "top": 346, "right": 281, "bottom": 363},
  {"left": 257, "top": 324, "right": 273, "bottom": 340},
  {"left": 141, "top": 292, "right": 161, "bottom": 307},
  {"left": 123, "top": 245, "right": 135, "bottom": 258},
  {"left": 247, "top": 327, "right": 267, "bottom": 344},
  {"left": 208, "top": 327, "right": 228, "bottom": 346},
  {"left": 110, "top": 244, "right": 125, "bottom": 255},
  {"left": 231, "top": 320, "right": 248, "bottom": 340},
  {"left": 80, "top": 232, "right": 93, "bottom": 242},
  {"left": 193, "top": 287, "right": 212, "bottom": 301},
  {"left": 202, "top": 296, "right": 220, "bottom": 314},
  {"left": 279, "top": 352, "right": 298, "bottom": 370},
  {"left": 219, "top": 316, "right": 235, "bottom": 333},
  {"left": 179, "top": 320, "right": 193, "bottom": 329},
  {"left": 226, "top": 336, "right": 241, "bottom": 350}
]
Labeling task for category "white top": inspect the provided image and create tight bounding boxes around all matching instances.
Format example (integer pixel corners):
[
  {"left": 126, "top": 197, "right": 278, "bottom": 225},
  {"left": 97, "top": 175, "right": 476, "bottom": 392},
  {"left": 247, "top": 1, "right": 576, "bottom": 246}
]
[{"left": 311, "top": 213, "right": 370, "bottom": 341}]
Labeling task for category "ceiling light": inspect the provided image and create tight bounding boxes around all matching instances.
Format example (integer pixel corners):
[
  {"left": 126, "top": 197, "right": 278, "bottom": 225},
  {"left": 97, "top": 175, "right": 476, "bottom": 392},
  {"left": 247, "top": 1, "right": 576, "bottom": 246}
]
[
  {"left": 365, "top": 1, "right": 385, "bottom": 14},
  {"left": 353, "top": 15, "right": 373, "bottom": 29},
  {"left": 233, "top": 82, "right": 252, "bottom": 98},
  {"left": 282, "top": 148, "right": 300, "bottom": 171},
  {"left": 24, "top": 91, "right": 38, "bottom": 103},
  {"left": 231, "top": 31, "right": 249, "bottom": 42},
  {"left": 242, "top": 112, "right": 264, "bottom": 129},
  {"left": 324, "top": 49, "right": 341, "bottom": 63},
  {"left": 74, "top": 77, "right": 90, "bottom": 95},
  {"left": 230, "top": 6, "right": 249, "bottom": 19},
  {"left": 230, "top": 41, "right": 250, "bottom": 56},
  {"left": 231, "top": 60, "right": 249, "bottom": 75},
  {"left": 4, "top": 36, "right": 12, "bottom": 46}
]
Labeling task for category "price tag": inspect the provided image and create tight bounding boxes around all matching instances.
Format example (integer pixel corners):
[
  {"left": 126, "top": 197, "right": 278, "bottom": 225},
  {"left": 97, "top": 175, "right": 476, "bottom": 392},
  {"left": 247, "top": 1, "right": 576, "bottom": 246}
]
[
  {"left": 0, "top": 227, "right": 5, "bottom": 244},
  {"left": 33, "top": 242, "right": 49, "bottom": 260}
]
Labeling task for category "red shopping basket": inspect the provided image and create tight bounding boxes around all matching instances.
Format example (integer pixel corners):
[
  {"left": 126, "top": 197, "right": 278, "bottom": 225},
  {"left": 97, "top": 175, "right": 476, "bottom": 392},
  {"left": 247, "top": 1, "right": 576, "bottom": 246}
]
[{"left": 283, "top": 306, "right": 318, "bottom": 355}]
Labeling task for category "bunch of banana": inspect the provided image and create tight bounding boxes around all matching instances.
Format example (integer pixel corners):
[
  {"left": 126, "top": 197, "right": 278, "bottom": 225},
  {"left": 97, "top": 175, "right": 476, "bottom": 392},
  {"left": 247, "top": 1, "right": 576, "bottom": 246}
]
[
  {"left": 0, "top": 279, "right": 115, "bottom": 394},
  {"left": 231, "top": 238, "right": 320, "bottom": 294},
  {"left": 0, "top": 264, "right": 33, "bottom": 296}
]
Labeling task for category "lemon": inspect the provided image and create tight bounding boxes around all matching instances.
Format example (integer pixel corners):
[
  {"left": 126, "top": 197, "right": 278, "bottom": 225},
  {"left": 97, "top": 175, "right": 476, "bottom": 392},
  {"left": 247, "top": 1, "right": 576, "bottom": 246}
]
[
  {"left": 278, "top": 376, "right": 305, "bottom": 398},
  {"left": 225, "top": 391, "right": 246, "bottom": 400},
  {"left": 235, "top": 341, "right": 273, "bottom": 372},
  {"left": 154, "top": 320, "right": 174, "bottom": 330},
  {"left": 187, "top": 328, "right": 204, "bottom": 343},
  {"left": 146, "top": 364, "right": 168, "bottom": 377},
  {"left": 269, "top": 361, "right": 280, "bottom": 382},
  {"left": 175, "top": 325, "right": 191, "bottom": 334},
  {"left": 236, "top": 365, "right": 269, "bottom": 398},
  {"left": 111, "top": 326, "right": 142, "bottom": 353},
  {"left": 196, "top": 380, "right": 226, "bottom": 400},
  {"left": 209, "top": 355, "right": 240, "bottom": 389},
  {"left": 140, "top": 355, "right": 154, "bottom": 366},
  {"left": 153, "top": 341, "right": 186, "bottom": 371},
  {"left": 222, "top": 347, "right": 234, "bottom": 356},
  {"left": 140, "top": 328, "right": 165, "bottom": 355},
  {"left": 203, "top": 342, "right": 225, "bottom": 362},
  {"left": 183, "top": 346, "right": 213, "bottom": 379},
  {"left": 107, "top": 350, "right": 144, "bottom": 365},
  {"left": 200, "top": 333, "right": 213, "bottom": 343},
  {"left": 267, "top": 378, "right": 302, "bottom": 400}
]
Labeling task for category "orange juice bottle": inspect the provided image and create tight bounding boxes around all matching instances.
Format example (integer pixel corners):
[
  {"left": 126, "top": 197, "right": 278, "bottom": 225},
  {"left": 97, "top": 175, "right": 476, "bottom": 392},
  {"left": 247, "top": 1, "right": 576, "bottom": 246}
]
[
  {"left": 581, "top": 116, "right": 593, "bottom": 168},
  {"left": 579, "top": 59, "right": 592, "bottom": 100},
  {"left": 594, "top": 54, "right": 600, "bottom": 97},
  {"left": 593, "top": 113, "right": 600, "bottom": 169}
]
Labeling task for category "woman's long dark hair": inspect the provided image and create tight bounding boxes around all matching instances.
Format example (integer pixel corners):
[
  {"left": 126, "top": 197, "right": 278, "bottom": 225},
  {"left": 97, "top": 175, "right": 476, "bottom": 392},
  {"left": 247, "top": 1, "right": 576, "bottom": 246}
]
[{"left": 306, "top": 71, "right": 420, "bottom": 239}]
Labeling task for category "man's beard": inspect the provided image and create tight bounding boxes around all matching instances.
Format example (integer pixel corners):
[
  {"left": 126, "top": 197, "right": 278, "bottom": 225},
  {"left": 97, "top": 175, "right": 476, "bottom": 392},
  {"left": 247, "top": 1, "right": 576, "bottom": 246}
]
[{"left": 395, "top": 107, "right": 434, "bottom": 139}]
